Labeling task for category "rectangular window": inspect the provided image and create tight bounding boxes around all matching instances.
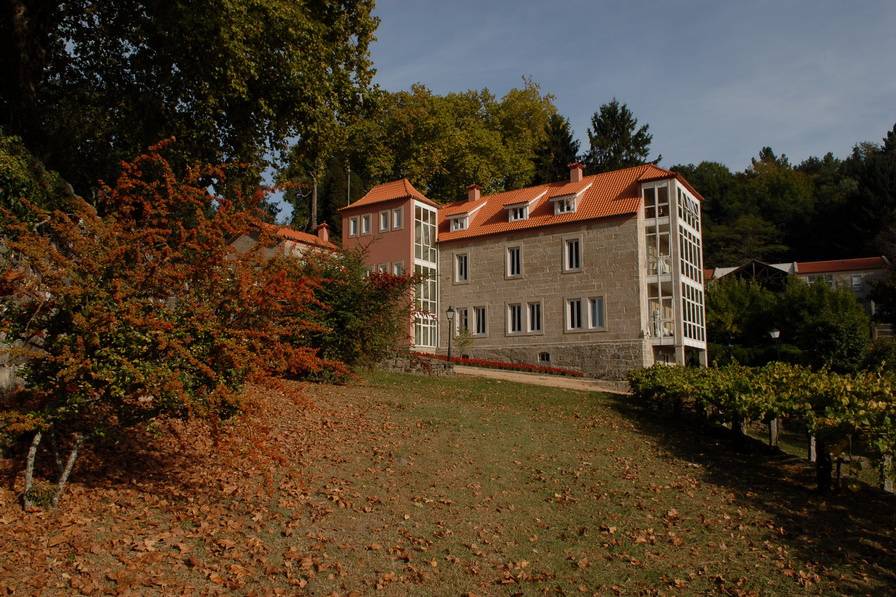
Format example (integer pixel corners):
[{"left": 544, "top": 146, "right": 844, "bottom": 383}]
[
  {"left": 379, "top": 211, "right": 389, "bottom": 232},
  {"left": 392, "top": 262, "right": 404, "bottom": 275},
  {"left": 567, "top": 298, "right": 583, "bottom": 330},
  {"left": 538, "top": 352, "right": 551, "bottom": 364},
  {"left": 507, "top": 246, "right": 522, "bottom": 277},
  {"left": 456, "top": 307, "right": 469, "bottom": 333},
  {"left": 564, "top": 238, "right": 581, "bottom": 271},
  {"left": 450, "top": 217, "right": 468, "bottom": 231},
  {"left": 508, "top": 303, "right": 523, "bottom": 333},
  {"left": 361, "top": 214, "right": 371, "bottom": 235},
  {"left": 474, "top": 306, "right": 487, "bottom": 336},
  {"left": 528, "top": 302, "right": 542, "bottom": 332},
  {"left": 851, "top": 274, "right": 864, "bottom": 291},
  {"left": 508, "top": 206, "right": 527, "bottom": 221},
  {"left": 377, "top": 263, "right": 388, "bottom": 273},
  {"left": 589, "top": 297, "right": 605, "bottom": 329},
  {"left": 455, "top": 254, "right": 468, "bottom": 282},
  {"left": 349, "top": 216, "right": 358, "bottom": 236},
  {"left": 392, "top": 207, "right": 403, "bottom": 229},
  {"left": 555, "top": 196, "right": 576, "bottom": 214}
]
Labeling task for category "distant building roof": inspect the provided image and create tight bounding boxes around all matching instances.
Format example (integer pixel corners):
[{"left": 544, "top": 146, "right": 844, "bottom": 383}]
[
  {"left": 340, "top": 178, "right": 440, "bottom": 211},
  {"left": 795, "top": 256, "right": 889, "bottom": 274},
  {"left": 262, "top": 223, "right": 337, "bottom": 250},
  {"left": 438, "top": 164, "right": 697, "bottom": 242}
]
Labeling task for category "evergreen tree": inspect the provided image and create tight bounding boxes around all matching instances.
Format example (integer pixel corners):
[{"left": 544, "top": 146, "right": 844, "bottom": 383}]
[
  {"left": 583, "top": 99, "right": 659, "bottom": 173},
  {"left": 532, "top": 114, "right": 580, "bottom": 184}
]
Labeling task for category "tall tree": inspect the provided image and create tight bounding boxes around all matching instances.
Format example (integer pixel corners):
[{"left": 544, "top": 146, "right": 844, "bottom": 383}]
[
  {"left": 0, "top": 1, "right": 378, "bottom": 196},
  {"left": 532, "top": 114, "right": 580, "bottom": 184},
  {"left": 584, "top": 99, "right": 659, "bottom": 173},
  {"left": 340, "top": 80, "right": 558, "bottom": 203}
]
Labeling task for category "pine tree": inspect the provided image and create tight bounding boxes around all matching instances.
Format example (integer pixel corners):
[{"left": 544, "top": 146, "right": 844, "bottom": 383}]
[
  {"left": 584, "top": 99, "right": 659, "bottom": 173},
  {"left": 532, "top": 114, "right": 580, "bottom": 184}
]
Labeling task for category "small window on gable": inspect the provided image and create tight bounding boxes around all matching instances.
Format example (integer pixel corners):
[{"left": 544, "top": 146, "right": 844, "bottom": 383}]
[
  {"left": 555, "top": 196, "right": 576, "bottom": 215},
  {"left": 508, "top": 206, "right": 527, "bottom": 221},
  {"left": 450, "top": 217, "right": 468, "bottom": 231}
]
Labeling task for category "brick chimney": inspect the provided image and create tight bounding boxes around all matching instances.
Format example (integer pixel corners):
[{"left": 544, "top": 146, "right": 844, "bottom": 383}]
[
  {"left": 568, "top": 162, "right": 584, "bottom": 183},
  {"left": 467, "top": 184, "right": 481, "bottom": 202},
  {"left": 315, "top": 222, "right": 330, "bottom": 244}
]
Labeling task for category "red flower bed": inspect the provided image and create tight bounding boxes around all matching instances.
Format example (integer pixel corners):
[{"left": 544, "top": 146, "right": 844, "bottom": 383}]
[{"left": 416, "top": 353, "right": 584, "bottom": 377}]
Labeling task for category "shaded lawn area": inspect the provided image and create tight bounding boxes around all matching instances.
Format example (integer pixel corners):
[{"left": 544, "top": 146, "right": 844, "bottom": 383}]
[{"left": 1, "top": 371, "right": 894, "bottom": 595}]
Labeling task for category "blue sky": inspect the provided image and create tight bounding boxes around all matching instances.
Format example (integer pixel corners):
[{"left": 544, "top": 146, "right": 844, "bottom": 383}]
[{"left": 370, "top": 0, "right": 896, "bottom": 170}]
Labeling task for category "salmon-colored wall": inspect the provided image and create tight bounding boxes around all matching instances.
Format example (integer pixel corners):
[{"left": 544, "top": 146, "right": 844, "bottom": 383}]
[{"left": 341, "top": 198, "right": 414, "bottom": 273}]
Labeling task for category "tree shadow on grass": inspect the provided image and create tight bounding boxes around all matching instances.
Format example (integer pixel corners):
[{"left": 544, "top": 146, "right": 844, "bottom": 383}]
[{"left": 604, "top": 395, "right": 896, "bottom": 593}]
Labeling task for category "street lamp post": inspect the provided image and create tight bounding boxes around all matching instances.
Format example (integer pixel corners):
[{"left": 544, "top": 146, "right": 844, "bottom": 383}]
[
  {"left": 769, "top": 328, "right": 780, "bottom": 362},
  {"left": 446, "top": 306, "right": 456, "bottom": 361}
]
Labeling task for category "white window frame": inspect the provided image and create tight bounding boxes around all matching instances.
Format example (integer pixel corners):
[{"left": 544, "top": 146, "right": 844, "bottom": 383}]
[
  {"left": 564, "top": 237, "right": 582, "bottom": 272},
  {"left": 392, "top": 207, "right": 403, "bottom": 230},
  {"left": 376, "top": 263, "right": 388, "bottom": 273},
  {"left": 528, "top": 301, "right": 542, "bottom": 333},
  {"left": 360, "top": 214, "right": 371, "bottom": 235},
  {"left": 566, "top": 298, "right": 584, "bottom": 330},
  {"left": 506, "top": 246, "right": 522, "bottom": 278},
  {"left": 473, "top": 306, "right": 487, "bottom": 336},
  {"left": 349, "top": 216, "right": 359, "bottom": 237},
  {"left": 588, "top": 296, "right": 606, "bottom": 330},
  {"left": 379, "top": 210, "right": 390, "bottom": 232},
  {"left": 507, "top": 303, "right": 523, "bottom": 334},
  {"left": 450, "top": 216, "right": 468, "bottom": 231},
  {"left": 508, "top": 205, "right": 527, "bottom": 222},
  {"left": 554, "top": 196, "right": 576, "bottom": 215},
  {"left": 454, "top": 253, "right": 469, "bottom": 283},
  {"left": 392, "top": 261, "right": 404, "bottom": 276}
]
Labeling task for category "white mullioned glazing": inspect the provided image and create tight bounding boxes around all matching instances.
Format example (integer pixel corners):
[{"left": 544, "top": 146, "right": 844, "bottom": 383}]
[{"left": 413, "top": 202, "right": 439, "bottom": 348}]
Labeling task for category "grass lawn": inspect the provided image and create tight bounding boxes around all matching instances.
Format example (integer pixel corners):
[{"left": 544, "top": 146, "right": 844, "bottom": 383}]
[{"left": 2, "top": 371, "right": 895, "bottom": 595}]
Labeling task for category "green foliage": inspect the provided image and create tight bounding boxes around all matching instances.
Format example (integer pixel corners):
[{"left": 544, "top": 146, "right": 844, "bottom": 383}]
[
  {"left": 583, "top": 99, "right": 659, "bottom": 173},
  {"left": 707, "top": 276, "right": 869, "bottom": 371},
  {"left": 0, "top": 1, "right": 379, "bottom": 196},
  {"left": 0, "top": 133, "right": 73, "bottom": 221},
  {"left": 298, "top": 249, "right": 417, "bottom": 368},
  {"left": 674, "top": 122, "right": 896, "bottom": 266},
  {"left": 532, "top": 114, "right": 581, "bottom": 184},
  {"left": 340, "top": 80, "right": 558, "bottom": 202}
]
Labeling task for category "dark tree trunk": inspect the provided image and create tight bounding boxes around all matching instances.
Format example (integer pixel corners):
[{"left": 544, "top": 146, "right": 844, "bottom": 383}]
[{"left": 816, "top": 438, "right": 832, "bottom": 493}]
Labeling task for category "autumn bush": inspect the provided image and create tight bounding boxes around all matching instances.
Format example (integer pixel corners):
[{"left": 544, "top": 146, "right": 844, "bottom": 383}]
[
  {"left": 628, "top": 364, "right": 896, "bottom": 492},
  {"left": 0, "top": 143, "right": 346, "bottom": 508}
]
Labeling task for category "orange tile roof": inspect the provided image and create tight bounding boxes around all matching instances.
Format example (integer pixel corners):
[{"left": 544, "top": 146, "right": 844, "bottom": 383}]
[
  {"left": 442, "top": 198, "right": 487, "bottom": 217},
  {"left": 262, "top": 223, "right": 337, "bottom": 250},
  {"left": 500, "top": 189, "right": 546, "bottom": 207},
  {"left": 339, "top": 178, "right": 439, "bottom": 211},
  {"left": 438, "top": 164, "right": 685, "bottom": 242},
  {"left": 547, "top": 179, "right": 592, "bottom": 198},
  {"left": 795, "top": 256, "right": 889, "bottom": 274}
]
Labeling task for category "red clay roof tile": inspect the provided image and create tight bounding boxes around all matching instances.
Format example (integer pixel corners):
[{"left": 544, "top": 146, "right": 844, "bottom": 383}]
[
  {"left": 795, "top": 256, "right": 888, "bottom": 274},
  {"left": 438, "top": 164, "right": 685, "bottom": 242},
  {"left": 339, "top": 178, "right": 439, "bottom": 211}
]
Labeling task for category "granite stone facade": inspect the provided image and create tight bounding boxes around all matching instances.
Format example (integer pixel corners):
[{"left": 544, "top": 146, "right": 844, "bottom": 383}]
[{"left": 438, "top": 215, "right": 654, "bottom": 380}]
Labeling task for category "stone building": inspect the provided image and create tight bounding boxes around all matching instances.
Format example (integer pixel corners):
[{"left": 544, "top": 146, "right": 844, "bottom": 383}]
[{"left": 341, "top": 163, "right": 708, "bottom": 379}]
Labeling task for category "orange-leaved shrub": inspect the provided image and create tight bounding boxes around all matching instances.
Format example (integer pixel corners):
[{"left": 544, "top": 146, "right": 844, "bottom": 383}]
[{"left": 0, "top": 142, "right": 345, "bottom": 508}]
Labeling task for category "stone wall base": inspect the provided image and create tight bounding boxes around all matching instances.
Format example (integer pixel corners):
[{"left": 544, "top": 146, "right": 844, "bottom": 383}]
[{"left": 456, "top": 340, "right": 649, "bottom": 381}]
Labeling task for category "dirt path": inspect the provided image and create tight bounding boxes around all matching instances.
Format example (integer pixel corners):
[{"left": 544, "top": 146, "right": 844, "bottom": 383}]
[{"left": 453, "top": 364, "right": 630, "bottom": 394}]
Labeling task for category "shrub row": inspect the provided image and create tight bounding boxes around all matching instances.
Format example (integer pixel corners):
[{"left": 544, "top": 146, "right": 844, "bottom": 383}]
[
  {"left": 627, "top": 363, "right": 896, "bottom": 491},
  {"left": 418, "top": 353, "right": 584, "bottom": 377}
]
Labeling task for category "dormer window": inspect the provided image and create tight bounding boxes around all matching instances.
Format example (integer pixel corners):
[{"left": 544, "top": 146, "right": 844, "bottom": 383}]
[
  {"left": 450, "top": 216, "right": 468, "bottom": 231},
  {"left": 554, "top": 196, "right": 576, "bottom": 215},
  {"left": 508, "top": 206, "right": 527, "bottom": 222}
]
